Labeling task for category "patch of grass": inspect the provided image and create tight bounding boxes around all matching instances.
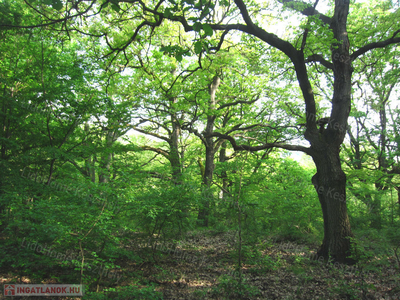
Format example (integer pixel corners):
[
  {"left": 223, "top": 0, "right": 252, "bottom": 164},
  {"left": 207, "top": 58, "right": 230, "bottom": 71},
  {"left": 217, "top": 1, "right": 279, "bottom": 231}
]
[
  {"left": 248, "top": 254, "right": 281, "bottom": 274},
  {"left": 211, "top": 274, "right": 260, "bottom": 299}
]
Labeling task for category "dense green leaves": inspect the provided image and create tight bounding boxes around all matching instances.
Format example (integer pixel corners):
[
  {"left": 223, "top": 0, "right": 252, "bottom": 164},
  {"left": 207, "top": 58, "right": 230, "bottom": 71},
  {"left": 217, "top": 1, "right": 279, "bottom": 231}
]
[{"left": 0, "top": 0, "right": 400, "bottom": 296}]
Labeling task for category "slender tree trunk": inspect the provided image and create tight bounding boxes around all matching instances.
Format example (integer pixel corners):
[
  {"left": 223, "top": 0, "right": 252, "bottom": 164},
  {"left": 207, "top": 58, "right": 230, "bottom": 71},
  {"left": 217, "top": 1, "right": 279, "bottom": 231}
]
[
  {"left": 0, "top": 97, "right": 5, "bottom": 218},
  {"left": 169, "top": 99, "right": 182, "bottom": 184},
  {"left": 395, "top": 186, "right": 400, "bottom": 217},
  {"left": 369, "top": 100, "right": 390, "bottom": 229},
  {"left": 219, "top": 141, "right": 229, "bottom": 201},
  {"left": 0, "top": 88, "right": 11, "bottom": 219},
  {"left": 197, "top": 124, "right": 215, "bottom": 226},
  {"left": 84, "top": 123, "right": 96, "bottom": 183},
  {"left": 197, "top": 76, "right": 220, "bottom": 227},
  {"left": 197, "top": 150, "right": 215, "bottom": 227},
  {"left": 397, "top": 186, "right": 400, "bottom": 216},
  {"left": 371, "top": 186, "right": 383, "bottom": 229},
  {"left": 99, "top": 130, "right": 114, "bottom": 184}
]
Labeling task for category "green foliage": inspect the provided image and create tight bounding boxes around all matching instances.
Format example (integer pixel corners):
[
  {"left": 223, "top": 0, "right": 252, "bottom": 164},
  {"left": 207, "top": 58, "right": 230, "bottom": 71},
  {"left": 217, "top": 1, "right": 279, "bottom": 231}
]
[
  {"left": 211, "top": 275, "right": 260, "bottom": 299},
  {"left": 239, "top": 157, "right": 322, "bottom": 241},
  {"left": 131, "top": 182, "right": 195, "bottom": 240}
]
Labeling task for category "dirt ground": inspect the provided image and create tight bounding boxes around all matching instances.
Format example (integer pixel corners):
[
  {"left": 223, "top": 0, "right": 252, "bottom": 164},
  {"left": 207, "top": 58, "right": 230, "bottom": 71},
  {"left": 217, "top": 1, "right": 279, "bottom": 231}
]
[{"left": 118, "top": 231, "right": 400, "bottom": 299}]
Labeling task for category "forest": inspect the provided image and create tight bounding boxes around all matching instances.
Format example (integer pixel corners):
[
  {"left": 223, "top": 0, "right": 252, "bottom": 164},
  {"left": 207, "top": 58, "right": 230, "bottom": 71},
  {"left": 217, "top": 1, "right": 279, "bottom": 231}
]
[{"left": 0, "top": 0, "right": 400, "bottom": 298}]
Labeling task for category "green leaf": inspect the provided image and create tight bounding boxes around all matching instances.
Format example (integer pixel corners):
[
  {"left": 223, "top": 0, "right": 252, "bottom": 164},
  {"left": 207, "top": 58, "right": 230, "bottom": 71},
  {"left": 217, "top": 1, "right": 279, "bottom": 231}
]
[
  {"left": 199, "top": 8, "right": 209, "bottom": 20},
  {"left": 193, "top": 22, "right": 202, "bottom": 32},
  {"left": 202, "top": 24, "right": 213, "bottom": 37},
  {"left": 194, "top": 41, "right": 203, "bottom": 54},
  {"left": 160, "top": 46, "right": 171, "bottom": 53},
  {"left": 164, "top": 7, "right": 173, "bottom": 18},
  {"left": 111, "top": 3, "right": 120, "bottom": 12},
  {"left": 51, "top": 0, "right": 63, "bottom": 10},
  {"left": 175, "top": 53, "right": 183, "bottom": 62}
]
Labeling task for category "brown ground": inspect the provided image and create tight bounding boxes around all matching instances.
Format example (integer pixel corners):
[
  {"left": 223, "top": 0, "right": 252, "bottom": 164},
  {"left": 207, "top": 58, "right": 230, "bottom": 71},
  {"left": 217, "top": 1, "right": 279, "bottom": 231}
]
[{"left": 117, "top": 231, "right": 400, "bottom": 299}]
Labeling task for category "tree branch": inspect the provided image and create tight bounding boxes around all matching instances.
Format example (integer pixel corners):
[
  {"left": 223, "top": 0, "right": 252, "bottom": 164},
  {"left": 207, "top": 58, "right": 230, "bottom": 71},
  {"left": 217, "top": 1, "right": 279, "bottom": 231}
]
[
  {"left": 211, "top": 132, "right": 312, "bottom": 154},
  {"left": 278, "top": 0, "right": 332, "bottom": 25},
  {"left": 181, "top": 123, "right": 207, "bottom": 146},
  {"left": 351, "top": 34, "right": 400, "bottom": 61},
  {"left": 217, "top": 95, "right": 260, "bottom": 110},
  {"left": 306, "top": 54, "right": 333, "bottom": 69},
  {"left": 67, "top": 159, "right": 88, "bottom": 177},
  {"left": 234, "top": 0, "right": 256, "bottom": 28},
  {"left": 132, "top": 127, "right": 171, "bottom": 143},
  {"left": 140, "top": 146, "right": 170, "bottom": 158}
]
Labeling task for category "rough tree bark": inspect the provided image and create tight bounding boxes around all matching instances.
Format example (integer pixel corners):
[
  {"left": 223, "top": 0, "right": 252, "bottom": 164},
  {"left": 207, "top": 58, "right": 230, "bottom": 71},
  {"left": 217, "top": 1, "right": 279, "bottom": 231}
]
[{"left": 307, "top": 0, "right": 354, "bottom": 262}]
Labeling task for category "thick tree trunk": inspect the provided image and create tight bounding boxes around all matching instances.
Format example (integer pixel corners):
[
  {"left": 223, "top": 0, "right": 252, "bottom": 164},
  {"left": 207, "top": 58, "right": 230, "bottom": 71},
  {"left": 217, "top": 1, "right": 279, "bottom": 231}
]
[
  {"left": 312, "top": 146, "right": 354, "bottom": 264},
  {"left": 307, "top": 0, "right": 354, "bottom": 264}
]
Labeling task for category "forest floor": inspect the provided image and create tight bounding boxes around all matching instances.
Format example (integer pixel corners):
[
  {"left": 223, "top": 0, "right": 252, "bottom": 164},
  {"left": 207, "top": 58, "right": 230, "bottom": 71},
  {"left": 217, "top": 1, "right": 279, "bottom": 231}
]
[
  {"left": 122, "top": 230, "right": 400, "bottom": 300},
  {"left": 1, "top": 230, "right": 400, "bottom": 299}
]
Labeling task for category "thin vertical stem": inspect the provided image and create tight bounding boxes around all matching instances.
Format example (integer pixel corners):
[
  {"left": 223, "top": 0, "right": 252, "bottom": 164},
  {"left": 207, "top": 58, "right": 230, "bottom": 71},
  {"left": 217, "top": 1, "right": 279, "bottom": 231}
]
[{"left": 235, "top": 151, "right": 248, "bottom": 285}]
